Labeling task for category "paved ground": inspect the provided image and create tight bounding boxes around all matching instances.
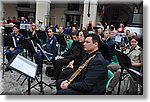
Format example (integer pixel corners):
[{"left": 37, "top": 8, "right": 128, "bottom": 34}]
[
  {"left": 0, "top": 62, "right": 57, "bottom": 95},
  {"left": 0, "top": 59, "right": 129, "bottom": 95}
]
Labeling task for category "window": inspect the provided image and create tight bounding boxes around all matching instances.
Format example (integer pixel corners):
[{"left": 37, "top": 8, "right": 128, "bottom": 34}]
[
  {"left": 68, "top": 4, "right": 79, "bottom": 11},
  {"left": 18, "top": 3, "right": 30, "bottom": 8},
  {"left": 112, "top": 9, "right": 119, "bottom": 20}
]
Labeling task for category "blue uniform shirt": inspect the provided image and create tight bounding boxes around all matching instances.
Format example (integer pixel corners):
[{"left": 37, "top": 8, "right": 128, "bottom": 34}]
[
  {"left": 44, "top": 35, "right": 58, "bottom": 58},
  {"left": 8, "top": 32, "right": 25, "bottom": 52}
]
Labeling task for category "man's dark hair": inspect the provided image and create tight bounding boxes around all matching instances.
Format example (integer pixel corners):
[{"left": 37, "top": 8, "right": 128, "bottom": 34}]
[
  {"left": 47, "top": 27, "right": 54, "bottom": 32},
  {"left": 59, "top": 26, "right": 64, "bottom": 30},
  {"left": 13, "top": 25, "right": 20, "bottom": 29},
  {"left": 126, "top": 30, "right": 130, "bottom": 32},
  {"left": 71, "top": 30, "right": 78, "bottom": 36},
  {"left": 85, "top": 33, "right": 100, "bottom": 45}
]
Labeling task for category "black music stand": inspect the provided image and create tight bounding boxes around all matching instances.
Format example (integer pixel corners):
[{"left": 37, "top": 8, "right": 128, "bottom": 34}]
[
  {"left": 19, "top": 38, "right": 36, "bottom": 58},
  {"left": 6, "top": 54, "right": 37, "bottom": 95},
  {"left": 16, "top": 39, "right": 37, "bottom": 86},
  {"left": 54, "top": 34, "right": 67, "bottom": 54},
  {"left": 36, "top": 30, "right": 47, "bottom": 44},
  {"left": 26, "top": 43, "right": 55, "bottom": 94},
  {"left": 4, "top": 27, "right": 13, "bottom": 35},
  {"left": 2, "top": 35, "right": 16, "bottom": 77},
  {"left": 126, "top": 68, "right": 143, "bottom": 86},
  {"left": 20, "top": 29, "right": 29, "bottom": 38},
  {"left": 3, "top": 35, "right": 16, "bottom": 47},
  {"left": 13, "top": 22, "right": 20, "bottom": 27},
  {"left": 115, "top": 50, "right": 143, "bottom": 94},
  {"left": 99, "top": 42, "right": 111, "bottom": 64},
  {"left": 115, "top": 50, "right": 131, "bottom": 95}
]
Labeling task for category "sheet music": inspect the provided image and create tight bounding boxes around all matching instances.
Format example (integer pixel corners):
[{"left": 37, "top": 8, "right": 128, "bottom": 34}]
[
  {"left": 30, "top": 40, "right": 37, "bottom": 53},
  {"left": 115, "top": 35, "right": 122, "bottom": 42},
  {"left": 10, "top": 55, "right": 37, "bottom": 78},
  {"left": 12, "top": 36, "right": 17, "bottom": 47},
  {"left": 20, "top": 24, "right": 31, "bottom": 30},
  {"left": 36, "top": 43, "right": 51, "bottom": 62}
]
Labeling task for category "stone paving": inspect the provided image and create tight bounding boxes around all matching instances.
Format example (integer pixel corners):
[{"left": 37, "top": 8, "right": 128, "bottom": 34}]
[{"left": 0, "top": 63, "right": 57, "bottom": 95}]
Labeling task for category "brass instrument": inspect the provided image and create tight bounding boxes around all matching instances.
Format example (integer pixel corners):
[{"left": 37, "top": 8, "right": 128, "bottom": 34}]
[{"left": 67, "top": 54, "right": 96, "bottom": 85}]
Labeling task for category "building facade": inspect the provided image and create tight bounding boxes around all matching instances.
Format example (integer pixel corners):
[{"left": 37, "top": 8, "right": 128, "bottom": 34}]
[{"left": 0, "top": 0, "right": 143, "bottom": 29}]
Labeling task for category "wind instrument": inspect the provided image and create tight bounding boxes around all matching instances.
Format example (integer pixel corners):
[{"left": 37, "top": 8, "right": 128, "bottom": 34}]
[{"left": 67, "top": 54, "right": 96, "bottom": 85}]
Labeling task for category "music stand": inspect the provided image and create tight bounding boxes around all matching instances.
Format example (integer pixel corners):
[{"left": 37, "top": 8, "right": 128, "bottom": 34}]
[
  {"left": 99, "top": 42, "right": 111, "bottom": 64},
  {"left": 26, "top": 43, "right": 55, "bottom": 94},
  {"left": 13, "top": 22, "right": 20, "bottom": 27},
  {"left": 115, "top": 50, "right": 143, "bottom": 94},
  {"left": 19, "top": 38, "right": 36, "bottom": 57},
  {"left": 3, "top": 35, "right": 16, "bottom": 47},
  {"left": 36, "top": 30, "right": 47, "bottom": 44},
  {"left": 16, "top": 39, "right": 37, "bottom": 85},
  {"left": 20, "top": 29, "right": 29, "bottom": 38},
  {"left": 6, "top": 54, "right": 37, "bottom": 94},
  {"left": 126, "top": 68, "right": 143, "bottom": 86},
  {"left": 54, "top": 34, "right": 67, "bottom": 54},
  {"left": 2, "top": 35, "right": 16, "bottom": 78},
  {"left": 4, "top": 27, "right": 13, "bottom": 35}
]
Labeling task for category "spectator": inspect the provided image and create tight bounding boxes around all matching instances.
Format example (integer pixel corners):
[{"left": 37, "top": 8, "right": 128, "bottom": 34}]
[
  {"left": 7, "top": 17, "right": 12, "bottom": 24},
  {"left": 11, "top": 17, "right": 17, "bottom": 23},
  {"left": 20, "top": 17, "right": 28, "bottom": 24},
  {"left": 117, "top": 23, "right": 125, "bottom": 33},
  {"left": 86, "top": 20, "right": 95, "bottom": 32},
  {"left": 29, "top": 18, "right": 34, "bottom": 24}
]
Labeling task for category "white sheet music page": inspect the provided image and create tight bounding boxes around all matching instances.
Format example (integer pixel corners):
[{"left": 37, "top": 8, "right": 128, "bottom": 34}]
[
  {"left": 10, "top": 54, "right": 37, "bottom": 78},
  {"left": 115, "top": 35, "right": 122, "bottom": 42}
]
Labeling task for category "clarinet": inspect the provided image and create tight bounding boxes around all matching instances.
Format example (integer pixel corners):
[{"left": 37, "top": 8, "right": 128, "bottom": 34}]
[{"left": 67, "top": 54, "right": 96, "bottom": 85}]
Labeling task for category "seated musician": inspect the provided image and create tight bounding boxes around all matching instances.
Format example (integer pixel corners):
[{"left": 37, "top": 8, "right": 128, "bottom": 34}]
[
  {"left": 102, "top": 29, "right": 116, "bottom": 64},
  {"left": 58, "top": 26, "right": 67, "bottom": 51},
  {"left": 5, "top": 25, "right": 25, "bottom": 72},
  {"left": 106, "top": 35, "right": 143, "bottom": 95},
  {"left": 56, "top": 34, "right": 108, "bottom": 95},
  {"left": 54, "top": 30, "right": 87, "bottom": 80},
  {"left": 34, "top": 28, "right": 58, "bottom": 74},
  {"left": 28, "top": 23, "right": 41, "bottom": 45}
]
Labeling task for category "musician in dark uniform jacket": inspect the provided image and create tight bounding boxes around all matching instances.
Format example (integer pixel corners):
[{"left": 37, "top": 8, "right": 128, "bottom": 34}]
[
  {"left": 54, "top": 30, "right": 87, "bottom": 80},
  {"left": 56, "top": 34, "right": 108, "bottom": 95},
  {"left": 34, "top": 28, "right": 58, "bottom": 74},
  {"left": 5, "top": 25, "right": 24, "bottom": 71}
]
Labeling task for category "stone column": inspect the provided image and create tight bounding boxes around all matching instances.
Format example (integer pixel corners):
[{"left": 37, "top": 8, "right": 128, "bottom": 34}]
[
  {"left": 35, "top": 0, "right": 51, "bottom": 29},
  {"left": 82, "top": 0, "right": 98, "bottom": 28},
  {"left": 0, "top": 1, "right": 3, "bottom": 25}
]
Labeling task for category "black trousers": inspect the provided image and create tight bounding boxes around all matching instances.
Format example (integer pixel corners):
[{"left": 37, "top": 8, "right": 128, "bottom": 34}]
[
  {"left": 59, "top": 68, "right": 75, "bottom": 80},
  {"left": 56, "top": 79, "right": 83, "bottom": 95},
  {"left": 54, "top": 58, "right": 71, "bottom": 80}
]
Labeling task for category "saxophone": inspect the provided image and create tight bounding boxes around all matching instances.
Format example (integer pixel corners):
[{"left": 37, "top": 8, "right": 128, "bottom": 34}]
[{"left": 67, "top": 54, "right": 96, "bottom": 85}]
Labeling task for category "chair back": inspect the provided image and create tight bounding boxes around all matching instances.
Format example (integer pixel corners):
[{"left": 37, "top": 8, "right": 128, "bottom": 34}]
[{"left": 106, "top": 70, "right": 114, "bottom": 90}]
